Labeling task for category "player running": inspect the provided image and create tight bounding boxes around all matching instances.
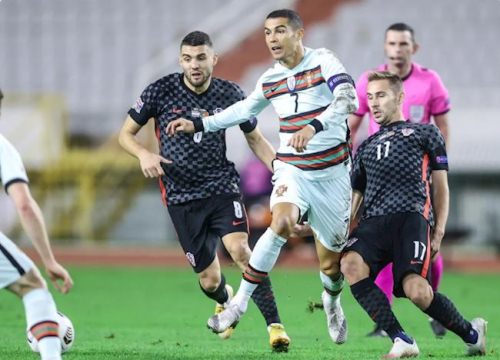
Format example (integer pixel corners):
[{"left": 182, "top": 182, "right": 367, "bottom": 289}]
[
  {"left": 342, "top": 71, "right": 486, "bottom": 358},
  {"left": 0, "top": 89, "right": 74, "bottom": 360},
  {"left": 167, "top": 9, "right": 357, "bottom": 345},
  {"left": 119, "top": 31, "right": 290, "bottom": 351},
  {"left": 348, "top": 23, "right": 451, "bottom": 337}
]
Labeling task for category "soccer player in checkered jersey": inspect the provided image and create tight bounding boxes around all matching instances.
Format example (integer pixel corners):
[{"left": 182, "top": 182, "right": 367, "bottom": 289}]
[
  {"left": 168, "top": 9, "right": 357, "bottom": 345},
  {"left": 0, "top": 89, "right": 74, "bottom": 360},
  {"left": 341, "top": 71, "right": 486, "bottom": 358},
  {"left": 119, "top": 31, "right": 290, "bottom": 351},
  {"left": 349, "top": 23, "right": 451, "bottom": 338}
]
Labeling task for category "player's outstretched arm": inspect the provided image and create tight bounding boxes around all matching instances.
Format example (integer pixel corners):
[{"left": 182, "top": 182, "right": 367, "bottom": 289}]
[
  {"left": 244, "top": 127, "right": 276, "bottom": 172},
  {"left": 430, "top": 170, "right": 449, "bottom": 255},
  {"left": 119, "top": 116, "right": 172, "bottom": 178},
  {"left": 8, "top": 183, "right": 73, "bottom": 294},
  {"left": 434, "top": 113, "right": 449, "bottom": 145}
]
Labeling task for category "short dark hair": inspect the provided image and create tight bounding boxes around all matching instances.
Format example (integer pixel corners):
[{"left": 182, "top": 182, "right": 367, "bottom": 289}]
[
  {"left": 180, "top": 31, "right": 213, "bottom": 49},
  {"left": 368, "top": 71, "right": 403, "bottom": 95},
  {"left": 266, "top": 9, "right": 303, "bottom": 30},
  {"left": 386, "top": 22, "right": 416, "bottom": 43}
]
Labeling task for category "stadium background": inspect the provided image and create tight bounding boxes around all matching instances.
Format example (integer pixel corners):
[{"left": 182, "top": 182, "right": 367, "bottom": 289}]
[{"left": 0, "top": 1, "right": 499, "bottom": 358}]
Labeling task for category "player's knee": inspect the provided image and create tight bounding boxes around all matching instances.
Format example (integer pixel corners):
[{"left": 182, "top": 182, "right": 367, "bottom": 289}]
[
  {"left": 198, "top": 271, "right": 221, "bottom": 293},
  {"left": 340, "top": 252, "right": 366, "bottom": 284},
  {"left": 7, "top": 268, "right": 47, "bottom": 298},
  {"left": 228, "top": 244, "right": 251, "bottom": 270},
  {"left": 271, "top": 215, "right": 295, "bottom": 238},
  {"left": 403, "top": 275, "right": 433, "bottom": 309}
]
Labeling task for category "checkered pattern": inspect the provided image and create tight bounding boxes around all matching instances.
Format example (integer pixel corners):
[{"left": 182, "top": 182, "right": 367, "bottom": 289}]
[
  {"left": 128, "top": 73, "right": 257, "bottom": 205},
  {"left": 351, "top": 121, "right": 448, "bottom": 225}
]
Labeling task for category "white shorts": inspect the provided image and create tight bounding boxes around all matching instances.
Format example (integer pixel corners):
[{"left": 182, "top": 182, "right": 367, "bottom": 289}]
[
  {"left": 270, "top": 160, "right": 352, "bottom": 252},
  {"left": 0, "top": 232, "right": 34, "bottom": 288}
]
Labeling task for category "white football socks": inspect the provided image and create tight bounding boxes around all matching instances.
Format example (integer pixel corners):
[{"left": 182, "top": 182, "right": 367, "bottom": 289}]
[
  {"left": 320, "top": 271, "right": 344, "bottom": 301},
  {"left": 233, "top": 228, "right": 287, "bottom": 312},
  {"left": 23, "top": 288, "right": 62, "bottom": 360}
]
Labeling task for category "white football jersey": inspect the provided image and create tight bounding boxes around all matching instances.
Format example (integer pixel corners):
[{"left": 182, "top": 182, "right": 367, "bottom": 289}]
[
  {"left": 0, "top": 133, "right": 28, "bottom": 190},
  {"left": 203, "top": 47, "right": 358, "bottom": 173}
]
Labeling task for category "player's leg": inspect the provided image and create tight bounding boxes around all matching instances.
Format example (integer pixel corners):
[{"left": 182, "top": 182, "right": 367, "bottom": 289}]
[
  {"left": 342, "top": 216, "right": 419, "bottom": 358},
  {"left": 167, "top": 199, "right": 233, "bottom": 336},
  {"left": 395, "top": 213, "right": 486, "bottom": 356},
  {"left": 315, "top": 242, "right": 347, "bottom": 344},
  {"left": 306, "top": 168, "right": 350, "bottom": 344},
  {"left": 207, "top": 202, "right": 298, "bottom": 334},
  {"left": 1, "top": 234, "right": 62, "bottom": 360},
  {"left": 428, "top": 253, "right": 446, "bottom": 337},
  {"left": 368, "top": 263, "right": 393, "bottom": 337},
  {"left": 222, "top": 231, "right": 289, "bottom": 351}
]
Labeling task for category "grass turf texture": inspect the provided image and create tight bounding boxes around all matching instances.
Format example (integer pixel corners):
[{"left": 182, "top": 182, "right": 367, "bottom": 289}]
[{"left": 0, "top": 267, "right": 497, "bottom": 359}]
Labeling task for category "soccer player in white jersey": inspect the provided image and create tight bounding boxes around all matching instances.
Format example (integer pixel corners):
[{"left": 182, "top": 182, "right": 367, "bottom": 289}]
[
  {"left": 0, "top": 89, "right": 73, "bottom": 360},
  {"left": 167, "top": 9, "right": 358, "bottom": 345}
]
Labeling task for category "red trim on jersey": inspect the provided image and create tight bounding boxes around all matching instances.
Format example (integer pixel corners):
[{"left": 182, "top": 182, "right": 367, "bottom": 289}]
[
  {"left": 422, "top": 154, "right": 431, "bottom": 219},
  {"left": 421, "top": 225, "right": 431, "bottom": 278},
  {"left": 155, "top": 124, "right": 168, "bottom": 207}
]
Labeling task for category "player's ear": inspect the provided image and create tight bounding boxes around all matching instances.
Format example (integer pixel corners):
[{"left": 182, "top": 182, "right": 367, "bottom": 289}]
[
  {"left": 398, "top": 90, "right": 405, "bottom": 105},
  {"left": 212, "top": 53, "right": 219, "bottom": 66}
]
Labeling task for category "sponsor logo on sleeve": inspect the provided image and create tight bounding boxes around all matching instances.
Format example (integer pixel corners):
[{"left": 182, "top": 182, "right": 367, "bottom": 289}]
[
  {"left": 132, "top": 97, "right": 144, "bottom": 113},
  {"left": 436, "top": 156, "right": 448, "bottom": 164}
]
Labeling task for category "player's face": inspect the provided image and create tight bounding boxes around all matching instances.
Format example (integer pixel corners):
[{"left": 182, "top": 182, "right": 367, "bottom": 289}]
[
  {"left": 264, "top": 17, "right": 304, "bottom": 67},
  {"left": 384, "top": 30, "right": 417, "bottom": 68},
  {"left": 179, "top": 45, "right": 218, "bottom": 91},
  {"left": 367, "top": 80, "right": 403, "bottom": 126}
]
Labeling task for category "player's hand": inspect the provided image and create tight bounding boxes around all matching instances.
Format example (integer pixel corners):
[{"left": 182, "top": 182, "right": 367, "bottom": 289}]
[
  {"left": 138, "top": 150, "right": 172, "bottom": 178},
  {"left": 166, "top": 118, "right": 195, "bottom": 136},
  {"left": 45, "top": 261, "right": 73, "bottom": 294},
  {"left": 430, "top": 226, "right": 445, "bottom": 258},
  {"left": 291, "top": 222, "right": 314, "bottom": 237},
  {"left": 288, "top": 125, "right": 315, "bottom": 152}
]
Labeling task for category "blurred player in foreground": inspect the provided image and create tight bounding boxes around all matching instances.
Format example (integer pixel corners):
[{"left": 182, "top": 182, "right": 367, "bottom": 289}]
[
  {"left": 119, "top": 31, "right": 290, "bottom": 351},
  {"left": 167, "top": 9, "right": 357, "bottom": 345},
  {"left": 0, "top": 89, "right": 74, "bottom": 360},
  {"left": 349, "top": 23, "right": 451, "bottom": 338},
  {"left": 341, "top": 72, "right": 486, "bottom": 358}
]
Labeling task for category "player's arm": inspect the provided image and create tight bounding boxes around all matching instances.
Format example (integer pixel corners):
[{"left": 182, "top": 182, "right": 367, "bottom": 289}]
[
  {"left": 351, "top": 190, "right": 364, "bottom": 221},
  {"left": 434, "top": 113, "right": 449, "bottom": 145},
  {"left": 119, "top": 116, "right": 171, "bottom": 178},
  {"left": 430, "top": 170, "right": 449, "bottom": 256},
  {"left": 348, "top": 113, "right": 364, "bottom": 144},
  {"left": 167, "top": 83, "right": 269, "bottom": 136},
  {"left": 244, "top": 127, "right": 276, "bottom": 172},
  {"left": 7, "top": 182, "right": 73, "bottom": 294}
]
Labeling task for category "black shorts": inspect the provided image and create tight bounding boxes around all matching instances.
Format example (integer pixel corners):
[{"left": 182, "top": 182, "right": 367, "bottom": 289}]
[
  {"left": 344, "top": 212, "right": 431, "bottom": 298},
  {"left": 167, "top": 193, "right": 248, "bottom": 273}
]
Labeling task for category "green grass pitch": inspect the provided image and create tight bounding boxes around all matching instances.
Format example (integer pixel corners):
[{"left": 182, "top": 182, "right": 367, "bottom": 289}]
[{"left": 0, "top": 266, "right": 498, "bottom": 359}]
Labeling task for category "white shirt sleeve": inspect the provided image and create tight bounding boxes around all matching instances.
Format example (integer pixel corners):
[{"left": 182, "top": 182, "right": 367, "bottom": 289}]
[
  {"left": 202, "top": 79, "right": 270, "bottom": 132},
  {"left": 0, "top": 134, "right": 29, "bottom": 190},
  {"left": 314, "top": 49, "right": 359, "bottom": 130}
]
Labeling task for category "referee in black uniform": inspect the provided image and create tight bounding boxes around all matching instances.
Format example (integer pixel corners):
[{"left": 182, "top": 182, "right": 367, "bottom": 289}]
[
  {"left": 118, "top": 31, "right": 290, "bottom": 351},
  {"left": 341, "top": 71, "right": 486, "bottom": 358}
]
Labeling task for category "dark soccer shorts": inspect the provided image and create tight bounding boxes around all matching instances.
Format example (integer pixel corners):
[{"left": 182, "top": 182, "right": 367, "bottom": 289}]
[
  {"left": 344, "top": 212, "right": 432, "bottom": 298},
  {"left": 167, "top": 193, "right": 248, "bottom": 273}
]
